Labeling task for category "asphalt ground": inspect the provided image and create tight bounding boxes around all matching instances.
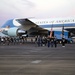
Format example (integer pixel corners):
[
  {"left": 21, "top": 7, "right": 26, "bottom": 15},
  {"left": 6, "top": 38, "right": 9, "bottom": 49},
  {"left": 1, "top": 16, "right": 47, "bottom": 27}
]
[{"left": 0, "top": 43, "right": 75, "bottom": 75}]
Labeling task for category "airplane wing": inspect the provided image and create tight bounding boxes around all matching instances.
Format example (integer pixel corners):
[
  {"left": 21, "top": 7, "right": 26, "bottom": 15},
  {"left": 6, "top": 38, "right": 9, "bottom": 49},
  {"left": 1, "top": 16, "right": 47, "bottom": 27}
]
[
  {"left": 15, "top": 18, "right": 37, "bottom": 30},
  {"left": 16, "top": 18, "right": 48, "bottom": 36}
]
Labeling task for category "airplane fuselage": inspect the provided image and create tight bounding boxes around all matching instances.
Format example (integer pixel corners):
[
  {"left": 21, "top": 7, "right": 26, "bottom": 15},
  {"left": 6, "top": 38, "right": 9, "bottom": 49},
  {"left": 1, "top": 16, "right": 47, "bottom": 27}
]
[{"left": 0, "top": 17, "right": 75, "bottom": 38}]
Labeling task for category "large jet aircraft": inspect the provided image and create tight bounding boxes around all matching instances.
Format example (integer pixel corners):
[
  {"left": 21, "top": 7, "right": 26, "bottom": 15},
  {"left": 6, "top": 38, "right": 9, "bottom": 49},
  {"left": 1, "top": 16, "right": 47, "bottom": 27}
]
[{"left": 0, "top": 17, "right": 75, "bottom": 41}]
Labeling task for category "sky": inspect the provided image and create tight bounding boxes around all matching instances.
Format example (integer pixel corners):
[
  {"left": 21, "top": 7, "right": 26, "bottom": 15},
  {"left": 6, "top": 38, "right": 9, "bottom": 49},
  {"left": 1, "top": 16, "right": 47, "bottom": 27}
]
[{"left": 0, "top": 0, "right": 75, "bottom": 26}]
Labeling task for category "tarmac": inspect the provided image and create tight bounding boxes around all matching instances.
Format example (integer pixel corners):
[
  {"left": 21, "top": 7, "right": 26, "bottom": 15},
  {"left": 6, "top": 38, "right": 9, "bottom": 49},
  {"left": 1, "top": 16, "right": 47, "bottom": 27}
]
[{"left": 0, "top": 43, "right": 75, "bottom": 75}]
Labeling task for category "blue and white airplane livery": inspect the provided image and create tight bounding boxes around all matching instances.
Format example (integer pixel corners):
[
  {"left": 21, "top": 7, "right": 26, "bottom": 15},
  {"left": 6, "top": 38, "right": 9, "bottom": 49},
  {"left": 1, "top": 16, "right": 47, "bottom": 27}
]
[{"left": 0, "top": 17, "right": 75, "bottom": 39}]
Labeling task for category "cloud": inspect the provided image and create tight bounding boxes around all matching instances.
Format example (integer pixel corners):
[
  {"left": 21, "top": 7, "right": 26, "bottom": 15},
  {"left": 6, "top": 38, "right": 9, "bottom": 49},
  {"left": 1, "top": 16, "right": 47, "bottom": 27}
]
[
  {"left": 0, "top": 0, "right": 75, "bottom": 18},
  {"left": 0, "top": 0, "right": 35, "bottom": 16},
  {"left": 31, "top": 0, "right": 75, "bottom": 18},
  {"left": 0, "top": 0, "right": 36, "bottom": 25},
  {"left": 0, "top": 0, "right": 75, "bottom": 26}
]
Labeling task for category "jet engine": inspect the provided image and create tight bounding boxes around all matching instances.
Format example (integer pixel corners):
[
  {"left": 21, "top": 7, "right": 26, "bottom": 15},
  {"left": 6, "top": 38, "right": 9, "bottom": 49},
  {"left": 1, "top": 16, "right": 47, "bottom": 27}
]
[{"left": 2, "top": 27, "right": 27, "bottom": 36}]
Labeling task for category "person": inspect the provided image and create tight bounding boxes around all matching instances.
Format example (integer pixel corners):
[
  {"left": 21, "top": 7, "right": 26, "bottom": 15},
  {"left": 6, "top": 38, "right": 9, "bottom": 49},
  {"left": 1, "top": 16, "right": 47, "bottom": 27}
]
[
  {"left": 42, "top": 36, "right": 47, "bottom": 46},
  {"left": 0, "top": 36, "right": 1, "bottom": 45},
  {"left": 54, "top": 36, "right": 57, "bottom": 47},
  {"left": 50, "top": 38, "right": 54, "bottom": 47},
  {"left": 62, "top": 38, "right": 65, "bottom": 47},
  {"left": 47, "top": 37, "right": 51, "bottom": 47},
  {"left": 37, "top": 36, "right": 42, "bottom": 47},
  {"left": 35, "top": 36, "right": 37, "bottom": 42}
]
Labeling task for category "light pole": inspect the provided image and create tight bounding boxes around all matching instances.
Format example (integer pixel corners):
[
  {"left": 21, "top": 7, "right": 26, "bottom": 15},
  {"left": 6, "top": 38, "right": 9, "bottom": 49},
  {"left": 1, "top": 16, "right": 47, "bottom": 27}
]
[
  {"left": 62, "top": 21, "right": 65, "bottom": 47},
  {"left": 62, "top": 21, "right": 64, "bottom": 39},
  {"left": 50, "top": 21, "right": 54, "bottom": 38}
]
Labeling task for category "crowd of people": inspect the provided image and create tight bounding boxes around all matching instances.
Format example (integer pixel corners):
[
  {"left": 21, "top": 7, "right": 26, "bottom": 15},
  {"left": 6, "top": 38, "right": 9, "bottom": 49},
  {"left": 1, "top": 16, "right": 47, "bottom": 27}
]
[
  {"left": 0, "top": 36, "right": 27, "bottom": 45},
  {"left": 0, "top": 36, "right": 66, "bottom": 47},
  {"left": 35, "top": 36, "right": 58, "bottom": 48}
]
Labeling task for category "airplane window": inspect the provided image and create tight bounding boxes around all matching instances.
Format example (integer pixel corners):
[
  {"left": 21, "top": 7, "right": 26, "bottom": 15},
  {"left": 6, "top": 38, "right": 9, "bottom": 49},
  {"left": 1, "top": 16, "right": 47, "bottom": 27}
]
[
  {"left": 73, "top": 19, "right": 74, "bottom": 22},
  {"left": 56, "top": 21, "right": 58, "bottom": 23},
  {"left": 49, "top": 21, "right": 51, "bottom": 23},
  {"left": 41, "top": 21, "right": 43, "bottom": 23},
  {"left": 59, "top": 20, "right": 61, "bottom": 23},
  {"left": 35, "top": 22, "right": 37, "bottom": 24},
  {"left": 67, "top": 20, "right": 70, "bottom": 22},
  {"left": 64, "top": 20, "right": 66, "bottom": 22},
  {"left": 40, "top": 22, "right": 41, "bottom": 23},
  {"left": 46, "top": 21, "right": 48, "bottom": 23},
  {"left": 61, "top": 20, "right": 64, "bottom": 22},
  {"left": 43, "top": 21, "right": 45, "bottom": 23},
  {"left": 65, "top": 20, "right": 70, "bottom": 22},
  {"left": 37, "top": 22, "right": 39, "bottom": 24},
  {"left": 70, "top": 19, "right": 74, "bottom": 22},
  {"left": 44, "top": 21, "right": 45, "bottom": 23},
  {"left": 42, "top": 21, "right": 44, "bottom": 23}
]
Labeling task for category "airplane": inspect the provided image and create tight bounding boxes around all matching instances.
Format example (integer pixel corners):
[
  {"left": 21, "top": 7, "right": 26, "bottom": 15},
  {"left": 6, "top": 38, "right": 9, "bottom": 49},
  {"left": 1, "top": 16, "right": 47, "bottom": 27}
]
[{"left": 0, "top": 17, "right": 75, "bottom": 42}]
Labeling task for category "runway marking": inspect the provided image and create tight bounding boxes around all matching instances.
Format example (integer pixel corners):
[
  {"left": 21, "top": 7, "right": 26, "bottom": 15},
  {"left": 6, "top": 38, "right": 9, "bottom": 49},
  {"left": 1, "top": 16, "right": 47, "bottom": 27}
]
[{"left": 31, "top": 60, "right": 42, "bottom": 64}]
